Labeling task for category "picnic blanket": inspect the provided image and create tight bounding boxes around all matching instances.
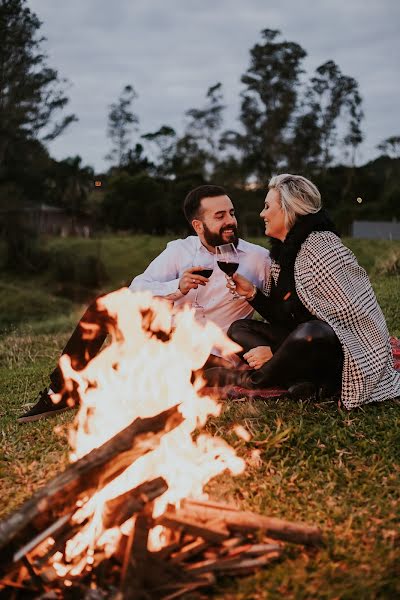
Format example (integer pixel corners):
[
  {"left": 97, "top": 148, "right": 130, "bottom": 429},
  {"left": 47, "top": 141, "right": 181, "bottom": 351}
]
[{"left": 203, "top": 337, "right": 400, "bottom": 401}]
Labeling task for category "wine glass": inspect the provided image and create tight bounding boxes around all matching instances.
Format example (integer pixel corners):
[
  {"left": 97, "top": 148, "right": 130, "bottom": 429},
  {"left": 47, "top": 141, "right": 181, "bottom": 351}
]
[
  {"left": 216, "top": 243, "right": 240, "bottom": 300},
  {"left": 191, "top": 251, "right": 214, "bottom": 317}
]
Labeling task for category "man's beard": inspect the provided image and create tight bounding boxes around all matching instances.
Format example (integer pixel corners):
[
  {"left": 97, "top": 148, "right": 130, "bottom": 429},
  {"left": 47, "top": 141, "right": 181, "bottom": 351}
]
[{"left": 202, "top": 223, "right": 239, "bottom": 248}]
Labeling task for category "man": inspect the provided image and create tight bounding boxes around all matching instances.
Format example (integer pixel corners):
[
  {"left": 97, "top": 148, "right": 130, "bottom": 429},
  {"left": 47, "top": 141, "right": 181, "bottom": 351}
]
[{"left": 18, "top": 185, "right": 270, "bottom": 423}]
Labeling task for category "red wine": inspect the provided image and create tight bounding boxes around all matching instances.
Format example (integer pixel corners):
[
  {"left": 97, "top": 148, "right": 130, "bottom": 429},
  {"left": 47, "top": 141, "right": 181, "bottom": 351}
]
[
  {"left": 192, "top": 268, "right": 213, "bottom": 278},
  {"left": 217, "top": 261, "right": 239, "bottom": 276}
]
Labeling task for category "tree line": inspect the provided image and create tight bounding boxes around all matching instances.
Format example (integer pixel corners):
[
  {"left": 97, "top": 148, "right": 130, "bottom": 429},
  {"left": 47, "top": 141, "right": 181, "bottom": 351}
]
[{"left": 1, "top": 0, "right": 399, "bottom": 259}]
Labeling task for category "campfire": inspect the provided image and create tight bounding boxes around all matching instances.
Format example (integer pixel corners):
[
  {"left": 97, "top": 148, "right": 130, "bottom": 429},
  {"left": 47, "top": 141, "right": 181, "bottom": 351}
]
[{"left": 0, "top": 289, "right": 322, "bottom": 599}]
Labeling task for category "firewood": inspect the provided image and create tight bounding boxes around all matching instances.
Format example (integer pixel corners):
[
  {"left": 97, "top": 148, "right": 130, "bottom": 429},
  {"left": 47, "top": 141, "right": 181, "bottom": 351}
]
[
  {"left": 213, "top": 552, "right": 282, "bottom": 575},
  {"left": 0, "top": 578, "right": 38, "bottom": 592},
  {"left": 228, "top": 542, "right": 282, "bottom": 557},
  {"left": 219, "top": 536, "right": 245, "bottom": 554},
  {"left": 102, "top": 477, "right": 168, "bottom": 529},
  {"left": 13, "top": 513, "right": 72, "bottom": 564},
  {"left": 181, "top": 499, "right": 323, "bottom": 546},
  {"left": 169, "top": 539, "right": 209, "bottom": 564},
  {"left": 0, "top": 405, "right": 182, "bottom": 570},
  {"left": 185, "top": 548, "right": 283, "bottom": 575},
  {"left": 120, "top": 503, "right": 154, "bottom": 599},
  {"left": 156, "top": 512, "right": 230, "bottom": 543},
  {"left": 156, "top": 573, "right": 215, "bottom": 600},
  {"left": 161, "top": 577, "right": 213, "bottom": 600},
  {"left": 153, "top": 540, "right": 182, "bottom": 560}
]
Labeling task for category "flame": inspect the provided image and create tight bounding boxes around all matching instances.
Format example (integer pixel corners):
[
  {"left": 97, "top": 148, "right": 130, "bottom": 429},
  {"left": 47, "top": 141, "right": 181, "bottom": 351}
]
[{"left": 52, "top": 288, "right": 245, "bottom": 575}]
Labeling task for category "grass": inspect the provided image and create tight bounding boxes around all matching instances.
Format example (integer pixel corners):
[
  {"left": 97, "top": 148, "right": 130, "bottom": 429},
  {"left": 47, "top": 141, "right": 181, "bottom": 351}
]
[{"left": 0, "top": 235, "right": 399, "bottom": 599}]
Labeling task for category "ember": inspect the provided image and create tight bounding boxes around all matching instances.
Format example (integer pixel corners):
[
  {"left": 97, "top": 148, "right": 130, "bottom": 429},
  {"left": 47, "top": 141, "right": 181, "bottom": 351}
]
[{"left": 0, "top": 289, "right": 323, "bottom": 598}]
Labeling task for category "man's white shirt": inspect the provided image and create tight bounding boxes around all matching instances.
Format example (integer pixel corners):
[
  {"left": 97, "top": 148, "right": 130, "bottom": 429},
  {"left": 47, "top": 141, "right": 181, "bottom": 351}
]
[{"left": 129, "top": 236, "right": 270, "bottom": 336}]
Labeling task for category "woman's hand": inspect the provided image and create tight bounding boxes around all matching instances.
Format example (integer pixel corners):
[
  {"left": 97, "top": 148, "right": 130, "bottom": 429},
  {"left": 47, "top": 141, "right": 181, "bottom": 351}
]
[
  {"left": 243, "top": 346, "right": 273, "bottom": 369},
  {"left": 228, "top": 273, "right": 254, "bottom": 298}
]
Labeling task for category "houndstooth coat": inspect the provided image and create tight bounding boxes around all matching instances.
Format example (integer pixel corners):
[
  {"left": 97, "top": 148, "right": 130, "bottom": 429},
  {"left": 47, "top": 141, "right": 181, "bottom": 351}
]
[{"left": 266, "top": 231, "right": 400, "bottom": 409}]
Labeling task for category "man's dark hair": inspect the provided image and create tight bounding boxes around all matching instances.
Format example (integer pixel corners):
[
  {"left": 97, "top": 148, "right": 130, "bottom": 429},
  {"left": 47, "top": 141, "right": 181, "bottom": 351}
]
[{"left": 183, "top": 185, "right": 227, "bottom": 224}]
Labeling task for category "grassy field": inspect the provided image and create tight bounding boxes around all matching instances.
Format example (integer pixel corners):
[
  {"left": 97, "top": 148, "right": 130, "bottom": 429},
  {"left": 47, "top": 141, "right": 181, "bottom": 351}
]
[{"left": 0, "top": 235, "right": 399, "bottom": 599}]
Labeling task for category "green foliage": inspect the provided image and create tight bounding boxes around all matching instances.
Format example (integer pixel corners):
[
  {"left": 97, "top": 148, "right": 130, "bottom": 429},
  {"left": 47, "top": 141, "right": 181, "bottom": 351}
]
[
  {"left": 311, "top": 156, "right": 400, "bottom": 233},
  {"left": 306, "top": 60, "right": 363, "bottom": 167},
  {"left": 46, "top": 234, "right": 173, "bottom": 291},
  {"left": 0, "top": 0, "right": 76, "bottom": 171},
  {"left": 221, "top": 30, "right": 364, "bottom": 180},
  {"left": 377, "top": 135, "right": 400, "bottom": 159},
  {"left": 227, "top": 28, "right": 307, "bottom": 179},
  {"left": 375, "top": 249, "right": 400, "bottom": 277},
  {"left": 45, "top": 155, "right": 94, "bottom": 214},
  {"left": 101, "top": 172, "right": 167, "bottom": 233},
  {"left": 141, "top": 126, "right": 177, "bottom": 177},
  {"left": 49, "top": 245, "right": 108, "bottom": 301},
  {"left": 1, "top": 210, "right": 49, "bottom": 273},
  {"left": 0, "top": 281, "right": 72, "bottom": 330},
  {"left": 106, "top": 85, "right": 139, "bottom": 167}
]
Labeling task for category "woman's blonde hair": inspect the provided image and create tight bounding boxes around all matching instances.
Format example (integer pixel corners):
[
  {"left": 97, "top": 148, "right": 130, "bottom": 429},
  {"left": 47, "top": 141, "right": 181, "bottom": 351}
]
[{"left": 268, "top": 174, "right": 321, "bottom": 229}]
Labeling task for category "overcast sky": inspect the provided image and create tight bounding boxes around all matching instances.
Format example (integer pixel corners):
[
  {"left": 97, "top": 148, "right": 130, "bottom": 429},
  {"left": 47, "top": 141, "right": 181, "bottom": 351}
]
[{"left": 29, "top": 0, "right": 400, "bottom": 173}]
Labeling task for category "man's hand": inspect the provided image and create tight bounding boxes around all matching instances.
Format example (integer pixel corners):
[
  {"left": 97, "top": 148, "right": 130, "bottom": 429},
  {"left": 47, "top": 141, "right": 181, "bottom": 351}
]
[
  {"left": 179, "top": 266, "right": 211, "bottom": 295},
  {"left": 243, "top": 346, "right": 273, "bottom": 369}
]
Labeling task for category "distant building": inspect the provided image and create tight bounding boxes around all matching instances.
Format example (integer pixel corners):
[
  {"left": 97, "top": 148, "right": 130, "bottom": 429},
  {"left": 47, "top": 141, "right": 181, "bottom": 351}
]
[
  {"left": 0, "top": 204, "right": 91, "bottom": 237},
  {"left": 351, "top": 220, "right": 400, "bottom": 240}
]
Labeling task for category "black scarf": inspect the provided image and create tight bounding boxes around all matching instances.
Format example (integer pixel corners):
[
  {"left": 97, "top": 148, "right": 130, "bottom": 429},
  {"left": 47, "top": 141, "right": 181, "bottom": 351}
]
[
  {"left": 269, "top": 209, "right": 339, "bottom": 268},
  {"left": 267, "top": 209, "right": 339, "bottom": 325}
]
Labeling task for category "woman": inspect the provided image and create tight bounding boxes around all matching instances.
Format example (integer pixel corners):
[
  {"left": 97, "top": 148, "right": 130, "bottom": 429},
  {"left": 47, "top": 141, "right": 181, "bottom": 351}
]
[{"left": 205, "top": 174, "right": 400, "bottom": 409}]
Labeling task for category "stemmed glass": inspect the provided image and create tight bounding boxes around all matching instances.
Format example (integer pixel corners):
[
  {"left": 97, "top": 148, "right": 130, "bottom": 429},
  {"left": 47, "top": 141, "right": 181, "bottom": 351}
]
[
  {"left": 216, "top": 243, "right": 240, "bottom": 300},
  {"left": 191, "top": 251, "right": 214, "bottom": 317}
]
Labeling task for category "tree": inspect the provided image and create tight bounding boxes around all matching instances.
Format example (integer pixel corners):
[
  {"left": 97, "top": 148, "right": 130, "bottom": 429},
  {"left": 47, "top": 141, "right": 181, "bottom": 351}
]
[
  {"left": 287, "top": 108, "right": 322, "bottom": 173},
  {"left": 106, "top": 85, "right": 139, "bottom": 167},
  {"left": 0, "top": 0, "right": 77, "bottom": 176},
  {"left": 123, "top": 143, "right": 154, "bottom": 177},
  {"left": 0, "top": 0, "right": 77, "bottom": 273},
  {"left": 183, "top": 82, "right": 225, "bottom": 175},
  {"left": 153, "top": 83, "right": 226, "bottom": 180},
  {"left": 101, "top": 172, "right": 166, "bottom": 233},
  {"left": 305, "top": 60, "right": 363, "bottom": 168},
  {"left": 141, "top": 125, "right": 177, "bottom": 176},
  {"left": 223, "top": 29, "right": 307, "bottom": 181},
  {"left": 377, "top": 136, "right": 400, "bottom": 159},
  {"left": 46, "top": 155, "right": 94, "bottom": 219}
]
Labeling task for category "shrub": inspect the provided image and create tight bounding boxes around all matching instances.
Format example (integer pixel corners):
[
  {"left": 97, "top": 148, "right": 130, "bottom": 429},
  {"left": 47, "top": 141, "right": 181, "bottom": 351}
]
[
  {"left": 50, "top": 248, "right": 108, "bottom": 301},
  {"left": 374, "top": 249, "right": 400, "bottom": 276},
  {"left": 0, "top": 282, "right": 72, "bottom": 330}
]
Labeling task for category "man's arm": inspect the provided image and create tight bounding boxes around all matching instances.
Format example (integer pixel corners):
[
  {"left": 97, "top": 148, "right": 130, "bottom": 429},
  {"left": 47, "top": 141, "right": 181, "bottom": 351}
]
[{"left": 129, "top": 241, "right": 184, "bottom": 298}]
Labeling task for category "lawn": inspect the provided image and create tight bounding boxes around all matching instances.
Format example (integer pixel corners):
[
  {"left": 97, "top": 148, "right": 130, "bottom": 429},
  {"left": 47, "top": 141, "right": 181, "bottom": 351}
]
[{"left": 0, "top": 235, "right": 399, "bottom": 599}]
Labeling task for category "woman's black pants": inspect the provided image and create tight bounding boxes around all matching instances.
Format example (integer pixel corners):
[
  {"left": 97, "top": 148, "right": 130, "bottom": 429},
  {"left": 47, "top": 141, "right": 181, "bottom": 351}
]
[{"left": 227, "top": 318, "right": 343, "bottom": 389}]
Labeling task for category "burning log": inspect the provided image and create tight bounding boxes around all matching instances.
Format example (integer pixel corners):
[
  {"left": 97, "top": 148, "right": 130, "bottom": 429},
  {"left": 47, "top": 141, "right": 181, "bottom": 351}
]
[
  {"left": 120, "top": 503, "right": 154, "bottom": 598},
  {"left": 103, "top": 477, "right": 168, "bottom": 530},
  {"left": 0, "top": 405, "right": 182, "bottom": 569}
]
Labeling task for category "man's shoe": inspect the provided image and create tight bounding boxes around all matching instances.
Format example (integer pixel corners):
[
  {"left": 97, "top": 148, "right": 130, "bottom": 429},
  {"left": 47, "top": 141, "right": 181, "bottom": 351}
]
[{"left": 17, "top": 388, "right": 75, "bottom": 423}]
